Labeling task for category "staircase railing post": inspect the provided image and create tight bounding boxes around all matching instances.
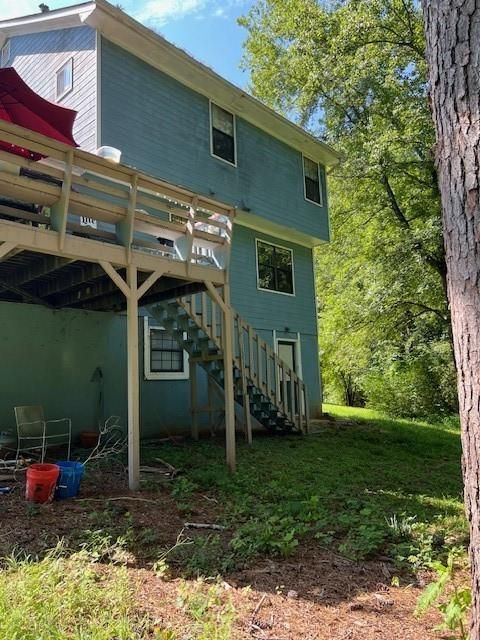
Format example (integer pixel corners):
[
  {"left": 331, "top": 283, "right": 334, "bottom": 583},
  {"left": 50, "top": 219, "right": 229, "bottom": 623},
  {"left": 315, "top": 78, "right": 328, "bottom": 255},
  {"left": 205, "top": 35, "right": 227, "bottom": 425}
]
[
  {"left": 190, "top": 359, "right": 199, "bottom": 440},
  {"left": 237, "top": 316, "right": 253, "bottom": 445}
]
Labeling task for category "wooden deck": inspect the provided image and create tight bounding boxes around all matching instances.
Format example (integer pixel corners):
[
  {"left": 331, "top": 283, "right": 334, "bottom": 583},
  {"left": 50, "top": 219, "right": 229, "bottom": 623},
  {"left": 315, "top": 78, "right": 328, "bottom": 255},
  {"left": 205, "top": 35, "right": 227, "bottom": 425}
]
[
  {"left": 0, "top": 119, "right": 234, "bottom": 311},
  {"left": 0, "top": 120, "right": 237, "bottom": 487}
]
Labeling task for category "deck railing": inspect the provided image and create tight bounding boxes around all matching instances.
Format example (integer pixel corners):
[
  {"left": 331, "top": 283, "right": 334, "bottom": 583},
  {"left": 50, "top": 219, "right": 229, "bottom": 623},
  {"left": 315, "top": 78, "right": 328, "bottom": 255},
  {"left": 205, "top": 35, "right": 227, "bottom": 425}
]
[
  {"left": 179, "top": 291, "right": 309, "bottom": 433},
  {"left": 0, "top": 120, "right": 234, "bottom": 269}
]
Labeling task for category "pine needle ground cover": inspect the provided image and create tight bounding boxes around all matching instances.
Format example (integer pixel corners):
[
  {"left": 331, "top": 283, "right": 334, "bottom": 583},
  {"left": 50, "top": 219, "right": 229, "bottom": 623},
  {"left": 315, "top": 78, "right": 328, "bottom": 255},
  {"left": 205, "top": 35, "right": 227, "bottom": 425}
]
[{"left": 0, "top": 405, "right": 465, "bottom": 639}]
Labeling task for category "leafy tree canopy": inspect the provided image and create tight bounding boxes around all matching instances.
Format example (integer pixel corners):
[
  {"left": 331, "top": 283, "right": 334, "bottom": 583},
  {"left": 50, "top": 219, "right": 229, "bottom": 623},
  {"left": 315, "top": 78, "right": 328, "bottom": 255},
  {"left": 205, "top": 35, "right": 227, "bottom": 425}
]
[{"left": 240, "top": 0, "right": 456, "bottom": 416}]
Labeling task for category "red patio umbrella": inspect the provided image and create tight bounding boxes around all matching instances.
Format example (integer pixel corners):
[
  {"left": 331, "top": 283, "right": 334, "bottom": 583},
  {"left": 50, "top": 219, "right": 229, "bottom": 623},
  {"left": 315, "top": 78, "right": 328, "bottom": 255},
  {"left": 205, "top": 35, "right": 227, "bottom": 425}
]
[{"left": 0, "top": 67, "right": 78, "bottom": 160}]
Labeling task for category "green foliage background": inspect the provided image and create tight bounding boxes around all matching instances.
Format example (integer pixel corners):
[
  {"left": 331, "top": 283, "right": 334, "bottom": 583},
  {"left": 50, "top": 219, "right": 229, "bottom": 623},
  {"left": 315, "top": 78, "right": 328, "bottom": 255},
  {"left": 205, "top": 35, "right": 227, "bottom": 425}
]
[{"left": 240, "top": 0, "right": 457, "bottom": 417}]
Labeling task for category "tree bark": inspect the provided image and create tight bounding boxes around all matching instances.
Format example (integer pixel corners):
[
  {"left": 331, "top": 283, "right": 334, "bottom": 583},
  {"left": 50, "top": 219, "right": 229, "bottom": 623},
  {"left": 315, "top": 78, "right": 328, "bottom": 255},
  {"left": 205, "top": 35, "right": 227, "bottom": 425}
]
[{"left": 422, "top": 1, "right": 480, "bottom": 636}]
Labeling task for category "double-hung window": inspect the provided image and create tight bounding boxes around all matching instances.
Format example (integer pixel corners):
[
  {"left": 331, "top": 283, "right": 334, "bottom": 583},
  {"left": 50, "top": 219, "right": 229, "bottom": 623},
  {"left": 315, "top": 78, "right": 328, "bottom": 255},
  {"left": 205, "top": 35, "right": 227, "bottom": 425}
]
[
  {"left": 56, "top": 58, "right": 73, "bottom": 101},
  {"left": 1, "top": 41, "right": 10, "bottom": 67},
  {"left": 256, "top": 239, "right": 294, "bottom": 295},
  {"left": 303, "top": 156, "right": 323, "bottom": 206},
  {"left": 210, "top": 102, "right": 236, "bottom": 165},
  {"left": 144, "top": 318, "right": 189, "bottom": 380}
]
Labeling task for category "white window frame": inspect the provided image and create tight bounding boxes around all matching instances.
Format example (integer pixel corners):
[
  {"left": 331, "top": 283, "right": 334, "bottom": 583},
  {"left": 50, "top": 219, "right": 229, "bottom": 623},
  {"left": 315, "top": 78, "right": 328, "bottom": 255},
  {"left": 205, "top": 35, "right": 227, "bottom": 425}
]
[
  {"left": 143, "top": 317, "right": 189, "bottom": 381},
  {"left": 302, "top": 155, "right": 324, "bottom": 207},
  {"left": 209, "top": 100, "right": 237, "bottom": 167},
  {"left": 1, "top": 40, "right": 10, "bottom": 67},
  {"left": 55, "top": 57, "right": 73, "bottom": 101},
  {"left": 255, "top": 238, "right": 295, "bottom": 297}
]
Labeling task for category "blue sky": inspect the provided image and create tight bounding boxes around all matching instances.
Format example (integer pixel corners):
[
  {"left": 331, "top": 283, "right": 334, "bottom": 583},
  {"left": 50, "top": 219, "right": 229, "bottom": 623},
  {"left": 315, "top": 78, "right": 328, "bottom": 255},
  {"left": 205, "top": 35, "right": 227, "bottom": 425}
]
[{"left": 0, "top": 0, "right": 254, "bottom": 88}]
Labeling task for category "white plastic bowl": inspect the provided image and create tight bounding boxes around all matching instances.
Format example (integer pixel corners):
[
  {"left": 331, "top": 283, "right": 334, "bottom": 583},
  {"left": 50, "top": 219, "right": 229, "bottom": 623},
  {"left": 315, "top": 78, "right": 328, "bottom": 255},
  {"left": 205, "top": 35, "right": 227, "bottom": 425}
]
[{"left": 96, "top": 146, "right": 122, "bottom": 164}]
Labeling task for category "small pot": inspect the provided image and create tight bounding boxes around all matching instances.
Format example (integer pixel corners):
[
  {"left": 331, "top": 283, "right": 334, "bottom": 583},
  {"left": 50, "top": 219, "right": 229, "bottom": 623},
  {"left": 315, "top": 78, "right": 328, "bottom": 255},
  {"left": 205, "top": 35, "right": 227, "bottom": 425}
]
[{"left": 79, "top": 431, "right": 99, "bottom": 448}]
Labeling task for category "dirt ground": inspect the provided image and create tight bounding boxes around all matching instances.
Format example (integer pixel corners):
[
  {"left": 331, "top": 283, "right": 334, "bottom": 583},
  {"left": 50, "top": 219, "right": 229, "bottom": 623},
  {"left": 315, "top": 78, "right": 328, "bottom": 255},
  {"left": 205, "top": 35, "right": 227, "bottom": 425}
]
[{"left": 0, "top": 467, "right": 446, "bottom": 639}]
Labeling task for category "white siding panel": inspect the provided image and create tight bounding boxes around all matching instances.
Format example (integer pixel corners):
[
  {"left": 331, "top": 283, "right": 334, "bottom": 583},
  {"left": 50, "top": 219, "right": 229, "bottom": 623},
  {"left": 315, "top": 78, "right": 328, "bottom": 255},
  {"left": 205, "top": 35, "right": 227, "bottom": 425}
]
[{"left": 9, "top": 26, "right": 97, "bottom": 151}]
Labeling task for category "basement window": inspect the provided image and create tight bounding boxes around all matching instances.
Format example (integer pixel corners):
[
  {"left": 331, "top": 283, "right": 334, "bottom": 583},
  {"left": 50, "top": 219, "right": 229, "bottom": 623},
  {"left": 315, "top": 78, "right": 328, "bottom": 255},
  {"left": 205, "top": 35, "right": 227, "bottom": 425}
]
[
  {"left": 303, "top": 156, "right": 324, "bottom": 206},
  {"left": 210, "top": 102, "right": 236, "bottom": 166},
  {"left": 256, "top": 239, "right": 295, "bottom": 296},
  {"left": 56, "top": 58, "right": 73, "bottom": 101},
  {"left": 143, "top": 318, "right": 189, "bottom": 380},
  {"left": 1, "top": 41, "right": 10, "bottom": 67}
]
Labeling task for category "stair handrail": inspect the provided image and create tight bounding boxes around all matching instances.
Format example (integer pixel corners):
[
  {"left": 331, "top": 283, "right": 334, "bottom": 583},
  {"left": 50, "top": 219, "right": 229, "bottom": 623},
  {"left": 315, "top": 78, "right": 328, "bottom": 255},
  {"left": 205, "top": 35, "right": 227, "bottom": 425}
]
[{"left": 177, "top": 292, "right": 309, "bottom": 433}]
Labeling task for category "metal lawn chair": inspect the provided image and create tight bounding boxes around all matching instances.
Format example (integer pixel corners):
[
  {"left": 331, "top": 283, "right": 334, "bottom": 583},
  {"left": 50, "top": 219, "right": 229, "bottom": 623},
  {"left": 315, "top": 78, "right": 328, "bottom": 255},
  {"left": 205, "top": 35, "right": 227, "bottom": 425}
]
[{"left": 14, "top": 405, "right": 71, "bottom": 462}]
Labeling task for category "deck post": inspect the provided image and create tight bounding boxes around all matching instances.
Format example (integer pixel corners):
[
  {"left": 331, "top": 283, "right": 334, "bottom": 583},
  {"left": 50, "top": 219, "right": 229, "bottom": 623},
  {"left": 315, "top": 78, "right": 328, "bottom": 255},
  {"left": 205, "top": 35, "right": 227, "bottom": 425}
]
[
  {"left": 126, "top": 264, "right": 140, "bottom": 491},
  {"left": 222, "top": 284, "right": 236, "bottom": 473},
  {"left": 205, "top": 281, "right": 236, "bottom": 472}
]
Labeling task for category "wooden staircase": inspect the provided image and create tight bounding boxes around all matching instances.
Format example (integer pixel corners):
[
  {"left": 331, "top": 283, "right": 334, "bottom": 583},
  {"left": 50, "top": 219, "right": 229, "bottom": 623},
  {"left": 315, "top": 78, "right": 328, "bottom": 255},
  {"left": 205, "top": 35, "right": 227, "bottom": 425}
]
[{"left": 149, "top": 291, "right": 310, "bottom": 437}]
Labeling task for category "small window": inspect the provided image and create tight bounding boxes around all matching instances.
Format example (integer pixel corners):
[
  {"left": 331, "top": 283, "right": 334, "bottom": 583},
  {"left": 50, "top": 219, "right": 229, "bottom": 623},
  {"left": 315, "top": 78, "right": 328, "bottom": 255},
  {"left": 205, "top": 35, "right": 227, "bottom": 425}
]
[
  {"left": 56, "top": 58, "right": 73, "bottom": 101},
  {"left": 210, "top": 102, "right": 236, "bottom": 165},
  {"left": 1, "top": 41, "right": 10, "bottom": 67},
  {"left": 256, "top": 239, "right": 294, "bottom": 295},
  {"left": 144, "top": 318, "right": 189, "bottom": 380},
  {"left": 303, "top": 156, "right": 323, "bottom": 206}
]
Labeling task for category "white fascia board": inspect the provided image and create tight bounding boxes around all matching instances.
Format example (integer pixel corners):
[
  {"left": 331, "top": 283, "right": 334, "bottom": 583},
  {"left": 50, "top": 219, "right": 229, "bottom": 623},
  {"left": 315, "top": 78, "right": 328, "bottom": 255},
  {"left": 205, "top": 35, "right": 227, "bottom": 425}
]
[
  {"left": 87, "top": 0, "right": 341, "bottom": 168},
  {"left": 0, "top": 0, "right": 341, "bottom": 168},
  {"left": 0, "top": 3, "right": 95, "bottom": 37}
]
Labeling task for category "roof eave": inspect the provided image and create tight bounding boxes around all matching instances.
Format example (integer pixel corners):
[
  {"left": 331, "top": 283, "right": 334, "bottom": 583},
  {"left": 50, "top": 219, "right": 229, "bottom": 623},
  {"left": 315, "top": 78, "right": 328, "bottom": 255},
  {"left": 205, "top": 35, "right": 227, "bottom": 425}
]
[
  {"left": 0, "top": 0, "right": 341, "bottom": 167},
  {"left": 0, "top": 2, "right": 95, "bottom": 40},
  {"left": 88, "top": 0, "right": 341, "bottom": 167}
]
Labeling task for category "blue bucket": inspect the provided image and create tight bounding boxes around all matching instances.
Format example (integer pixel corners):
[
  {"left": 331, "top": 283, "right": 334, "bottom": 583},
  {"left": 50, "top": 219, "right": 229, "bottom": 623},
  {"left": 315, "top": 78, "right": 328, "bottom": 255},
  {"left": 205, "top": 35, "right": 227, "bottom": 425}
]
[{"left": 55, "top": 461, "right": 85, "bottom": 500}]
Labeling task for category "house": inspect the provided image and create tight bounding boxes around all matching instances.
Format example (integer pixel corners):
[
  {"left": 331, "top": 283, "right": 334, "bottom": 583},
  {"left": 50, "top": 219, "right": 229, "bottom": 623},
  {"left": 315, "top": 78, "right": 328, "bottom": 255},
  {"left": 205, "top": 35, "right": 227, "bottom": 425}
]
[{"left": 0, "top": 1, "right": 340, "bottom": 486}]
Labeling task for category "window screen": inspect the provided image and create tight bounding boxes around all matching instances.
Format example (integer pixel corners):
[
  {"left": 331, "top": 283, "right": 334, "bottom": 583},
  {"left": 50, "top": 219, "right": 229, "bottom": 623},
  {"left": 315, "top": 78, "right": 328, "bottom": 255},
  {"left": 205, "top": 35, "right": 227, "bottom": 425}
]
[
  {"left": 1, "top": 41, "right": 10, "bottom": 68},
  {"left": 303, "top": 157, "right": 322, "bottom": 205},
  {"left": 56, "top": 59, "right": 73, "bottom": 100},
  {"left": 211, "top": 103, "right": 236, "bottom": 165}
]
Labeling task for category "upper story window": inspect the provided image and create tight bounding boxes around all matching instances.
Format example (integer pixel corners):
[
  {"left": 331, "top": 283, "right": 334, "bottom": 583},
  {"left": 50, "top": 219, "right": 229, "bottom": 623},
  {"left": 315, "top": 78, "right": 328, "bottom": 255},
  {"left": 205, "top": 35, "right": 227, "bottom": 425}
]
[
  {"left": 143, "top": 318, "right": 189, "bottom": 380},
  {"left": 256, "top": 239, "right": 294, "bottom": 296},
  {"left": 1, "top": 41, "right": 10, "bottom": 67},
  {"left": 56, "top": 58, "right": 73, "bottom": 101},
  {"left": 210, "top": 102, "right": 236, "bottom": 166},
  {"left": 303, "top": 156, "right": 324, "bottom": 206}
]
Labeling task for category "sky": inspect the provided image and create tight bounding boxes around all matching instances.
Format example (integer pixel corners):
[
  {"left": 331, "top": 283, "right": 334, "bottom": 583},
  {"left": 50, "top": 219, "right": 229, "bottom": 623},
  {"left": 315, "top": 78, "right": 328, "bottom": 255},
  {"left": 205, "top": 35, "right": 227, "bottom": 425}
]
[{"left": 0, "top": 0, "right": 254, "bottom": 88}]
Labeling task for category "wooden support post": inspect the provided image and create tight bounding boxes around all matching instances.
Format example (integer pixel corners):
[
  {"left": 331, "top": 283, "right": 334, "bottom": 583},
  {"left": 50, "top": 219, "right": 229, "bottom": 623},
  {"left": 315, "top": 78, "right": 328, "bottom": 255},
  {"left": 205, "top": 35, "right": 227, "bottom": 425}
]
[
  {"left": 0, "top": 241, "right": 17, "bottom": 261},
  {"left": 126, "top": 264, "right": 140, "bottom": 491},
  {"left": 190, "top": 359, "right": 199, "bottom": 440},
  {"left": 205, "top": 281, "right": 236, "bottom": 472},
  {"left": 51, "top": 149, "right": 73, "bottom": 250},
  {"left": 222, "top": 284, "right": 236, "bottom": 472}
]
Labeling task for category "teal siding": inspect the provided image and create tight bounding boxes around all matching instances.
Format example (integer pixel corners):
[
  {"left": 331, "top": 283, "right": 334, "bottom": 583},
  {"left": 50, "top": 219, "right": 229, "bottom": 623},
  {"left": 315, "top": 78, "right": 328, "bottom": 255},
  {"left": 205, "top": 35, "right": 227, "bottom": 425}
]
[
  {"left": 100, "top": 38, "right": 329, "bottom": 242},
  {"left": 230, "top": 226, "right": 322, "bottom": 414},
  {"left": 0, "top": 302, "right": 124, "bottom": 435},
  {"left": 0, "top": 303, "right": 197, "bottom": 439}
]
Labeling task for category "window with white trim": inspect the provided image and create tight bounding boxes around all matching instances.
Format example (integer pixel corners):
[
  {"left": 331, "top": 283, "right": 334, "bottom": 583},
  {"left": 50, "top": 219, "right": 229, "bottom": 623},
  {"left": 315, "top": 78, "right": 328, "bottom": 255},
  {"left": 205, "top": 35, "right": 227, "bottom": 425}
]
[
  {"left": 56, "top": 58, "right": 73, "bottom": 101},
  {"left": 210, "top": 102, "right": 236, "bottom": 165},
  {"left": 1, "top": 41, "right": 10, "bottom": 67},
  {"left": 256, "top": 239, "right": 294, "bottom": 295},
  {"left": 303, "top": 156, "right": 324, "bottom": 206},
  {"left": 143, "top": 318, "right": 189, "bottom": 380}
]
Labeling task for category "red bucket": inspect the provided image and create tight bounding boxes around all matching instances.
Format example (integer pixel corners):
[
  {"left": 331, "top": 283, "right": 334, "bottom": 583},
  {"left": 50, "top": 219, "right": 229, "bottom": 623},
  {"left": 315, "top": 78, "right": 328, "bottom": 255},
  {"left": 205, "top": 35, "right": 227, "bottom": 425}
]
[{"left": 26, "top": 463, "right": 60, "bottom": 504}]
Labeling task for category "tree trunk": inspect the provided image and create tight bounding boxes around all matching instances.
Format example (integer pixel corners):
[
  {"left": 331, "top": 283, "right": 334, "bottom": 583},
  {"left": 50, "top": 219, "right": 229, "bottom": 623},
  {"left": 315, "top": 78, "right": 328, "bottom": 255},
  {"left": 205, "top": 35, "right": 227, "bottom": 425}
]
[{"left": 422, "top": 2, "right": 480, "bottom": 636}]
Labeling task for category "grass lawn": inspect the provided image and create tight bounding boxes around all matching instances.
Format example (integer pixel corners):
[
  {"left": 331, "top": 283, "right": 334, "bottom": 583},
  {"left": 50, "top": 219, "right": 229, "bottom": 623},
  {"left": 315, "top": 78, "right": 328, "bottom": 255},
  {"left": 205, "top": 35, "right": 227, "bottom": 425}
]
[
  {"left": 143, "top": 403, "right": 466, "bottom": 571},
  {"left": 0, "top": 404, "right": 467, "bottom": 639}
]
